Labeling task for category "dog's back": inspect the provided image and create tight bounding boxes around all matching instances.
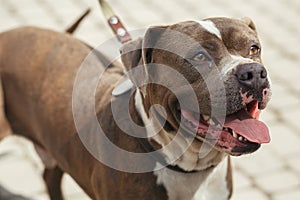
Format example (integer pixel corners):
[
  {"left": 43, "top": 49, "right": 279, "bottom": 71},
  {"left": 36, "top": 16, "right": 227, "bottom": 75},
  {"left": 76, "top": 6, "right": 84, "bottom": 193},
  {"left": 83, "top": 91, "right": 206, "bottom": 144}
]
[{"left": 0, "top": 27, "right": 91, "bottom": 140}]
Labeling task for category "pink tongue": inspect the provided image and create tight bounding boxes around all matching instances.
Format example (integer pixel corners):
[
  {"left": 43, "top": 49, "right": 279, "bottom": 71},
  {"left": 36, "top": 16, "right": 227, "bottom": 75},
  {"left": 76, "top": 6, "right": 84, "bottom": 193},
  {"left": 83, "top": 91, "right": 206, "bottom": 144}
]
[{"left": 224, "top": 109, "right": 270, "bottom": 144}]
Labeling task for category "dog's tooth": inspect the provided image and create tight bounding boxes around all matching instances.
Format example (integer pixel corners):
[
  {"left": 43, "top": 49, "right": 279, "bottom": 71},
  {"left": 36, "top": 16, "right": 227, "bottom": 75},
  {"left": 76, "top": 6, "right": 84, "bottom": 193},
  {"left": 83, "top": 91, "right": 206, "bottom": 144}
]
[
  {"left": 238, "top": 136, "right": 244, "bottom": 141},
  {"left": 232, "top": 131, "right": 238, "bottom": 138},
  {"left": 209, "top": 119, "right": 215, "bottom": 125},
  {"left": 244, "top": 138, "right": 248, "bottom": 142},
  {"left": 216, "top": 124, "right": 222, "bottom": 129},
  {"left": 202, "top": 115, "right": 210, "bottom": 122}
]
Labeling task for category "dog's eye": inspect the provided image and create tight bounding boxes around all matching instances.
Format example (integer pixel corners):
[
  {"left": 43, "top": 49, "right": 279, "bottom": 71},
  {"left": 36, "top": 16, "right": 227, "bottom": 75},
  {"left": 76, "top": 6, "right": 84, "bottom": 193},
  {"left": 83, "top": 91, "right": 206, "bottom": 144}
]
[
  {"left": 249, "top": 45, "right": 260, "bottom": 56},
  {"left": 193, "top": 53, "right": 208, "bottom": 62}
]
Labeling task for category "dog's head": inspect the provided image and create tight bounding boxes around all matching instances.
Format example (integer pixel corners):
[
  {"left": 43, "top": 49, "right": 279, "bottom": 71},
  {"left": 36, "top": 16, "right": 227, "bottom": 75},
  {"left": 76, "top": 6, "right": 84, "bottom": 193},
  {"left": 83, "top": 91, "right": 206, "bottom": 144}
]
[{"left": 120, "top": 17, "right": 271, "bottom": 168}]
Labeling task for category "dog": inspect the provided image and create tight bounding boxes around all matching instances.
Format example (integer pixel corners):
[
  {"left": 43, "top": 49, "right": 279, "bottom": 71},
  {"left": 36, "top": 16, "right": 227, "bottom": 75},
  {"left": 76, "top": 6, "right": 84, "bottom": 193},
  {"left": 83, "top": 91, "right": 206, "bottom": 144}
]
[{"left": 0, "top": 16, "right": 271, "bottom": 200}]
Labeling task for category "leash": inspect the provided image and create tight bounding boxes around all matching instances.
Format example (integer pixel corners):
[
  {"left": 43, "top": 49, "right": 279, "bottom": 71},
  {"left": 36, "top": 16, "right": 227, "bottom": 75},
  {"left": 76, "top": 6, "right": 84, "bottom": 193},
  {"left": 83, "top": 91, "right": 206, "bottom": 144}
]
[{"left": 98, "top": 0, "right": 132, "bottom": 43}]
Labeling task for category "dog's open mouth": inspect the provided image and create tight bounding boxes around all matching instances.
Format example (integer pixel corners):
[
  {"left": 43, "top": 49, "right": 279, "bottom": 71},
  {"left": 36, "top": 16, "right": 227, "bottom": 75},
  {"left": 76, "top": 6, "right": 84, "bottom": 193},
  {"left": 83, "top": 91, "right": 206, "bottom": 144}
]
[{"left": 180, "top": 100, "right": 270, "bottom": 156}]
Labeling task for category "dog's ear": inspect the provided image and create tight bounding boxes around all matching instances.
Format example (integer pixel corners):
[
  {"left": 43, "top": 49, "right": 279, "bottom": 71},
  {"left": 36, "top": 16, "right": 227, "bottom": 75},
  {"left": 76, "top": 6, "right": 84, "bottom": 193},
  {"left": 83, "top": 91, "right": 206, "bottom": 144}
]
[
  {"left": 142, "top": 26, "right": 166, "bottom": 65},
  {"left": 241, "top": 17, "right": 256, "bottom": 31},
  {"left": 120, "top": 27, "right": 166, "bottom": 88},
  {"left": 120, "top": 38, "right": 143, "bottom": 72},
  {"left": 120, "top": 38, "right": 146, "bottom": 87}
]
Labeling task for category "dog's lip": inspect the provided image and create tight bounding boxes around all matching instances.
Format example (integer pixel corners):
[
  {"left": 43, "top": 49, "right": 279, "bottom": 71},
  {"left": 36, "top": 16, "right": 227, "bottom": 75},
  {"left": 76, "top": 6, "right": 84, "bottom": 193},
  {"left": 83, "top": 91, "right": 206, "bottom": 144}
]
[{"left": 178, "top": 100, "right": 270, "bottom": 155}]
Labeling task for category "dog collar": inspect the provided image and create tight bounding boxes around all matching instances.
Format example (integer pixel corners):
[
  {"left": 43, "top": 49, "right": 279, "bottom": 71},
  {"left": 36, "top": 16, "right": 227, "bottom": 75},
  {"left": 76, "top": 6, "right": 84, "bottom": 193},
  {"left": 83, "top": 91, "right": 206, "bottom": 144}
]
[{"left": 137, "top": 138, "right": 199, "bottom": 174}]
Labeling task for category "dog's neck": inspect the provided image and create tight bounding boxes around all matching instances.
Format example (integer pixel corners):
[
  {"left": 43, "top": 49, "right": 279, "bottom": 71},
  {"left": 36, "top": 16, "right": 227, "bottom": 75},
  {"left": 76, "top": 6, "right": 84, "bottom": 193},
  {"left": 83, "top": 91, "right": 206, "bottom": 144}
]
[
  {"left": 154, "top": 158, "right": 230, "bottom": 200},
  {"left": 131, "top": 89, "right": 231, "bottom": 199},
  {"left": 132, "top": 89, "right": 226, "bottom": 171}
]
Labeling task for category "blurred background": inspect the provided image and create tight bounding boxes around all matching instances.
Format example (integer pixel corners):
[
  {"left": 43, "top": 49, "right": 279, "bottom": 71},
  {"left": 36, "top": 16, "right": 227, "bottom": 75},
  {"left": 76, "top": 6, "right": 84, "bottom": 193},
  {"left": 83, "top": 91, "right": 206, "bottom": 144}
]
[{"left": 0, "top": 0, "right": 300, "bottom": 199}]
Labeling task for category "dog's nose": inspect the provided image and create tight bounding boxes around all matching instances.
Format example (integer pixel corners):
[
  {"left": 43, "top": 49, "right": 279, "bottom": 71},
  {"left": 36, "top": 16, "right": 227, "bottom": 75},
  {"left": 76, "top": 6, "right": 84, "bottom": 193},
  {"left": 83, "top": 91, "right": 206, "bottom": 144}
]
[{"left": 236, "top": 63, "right": 267, "bottom": 89}]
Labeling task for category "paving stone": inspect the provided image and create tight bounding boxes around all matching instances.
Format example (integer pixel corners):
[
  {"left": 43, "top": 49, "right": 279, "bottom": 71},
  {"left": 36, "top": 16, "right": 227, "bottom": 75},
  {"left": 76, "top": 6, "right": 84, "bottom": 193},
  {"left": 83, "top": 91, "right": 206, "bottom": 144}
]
[
  {"left": 255, "top": 170, "right": 300, "bottom": 194},
  {"left": 231, "top": 187, "right": 269, "bottom": 200},
  {"left": 233, "top": 146, "right": 283, "bottom": 177},
  {"left": 274, "top": 189, "right": 300, "bottom": 200},
  {"left": 286, "top": 153, "right": 300, "bottom": 174},
  {"left": 231, "top": 169, "right": 252, "bottom": 190},
  {"left": 279, "top": 108, "right": 300, "bottom": 136},
  {"left": 267, "top": 81, "right": 300, "bottom": 111},
  {"left": 267, "top": 123, "right": 300, "bottom": 157}
]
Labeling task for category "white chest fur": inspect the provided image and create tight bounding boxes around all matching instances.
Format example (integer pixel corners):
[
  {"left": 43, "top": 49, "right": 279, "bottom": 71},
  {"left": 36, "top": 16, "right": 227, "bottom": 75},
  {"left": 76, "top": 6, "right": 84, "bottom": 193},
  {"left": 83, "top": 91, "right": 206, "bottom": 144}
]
[
  {"left": 154, "top": 158, "right": 229, "bottom": 200},
  {"left": 193, "top": 157, "right": 229, "bottom": 200}
]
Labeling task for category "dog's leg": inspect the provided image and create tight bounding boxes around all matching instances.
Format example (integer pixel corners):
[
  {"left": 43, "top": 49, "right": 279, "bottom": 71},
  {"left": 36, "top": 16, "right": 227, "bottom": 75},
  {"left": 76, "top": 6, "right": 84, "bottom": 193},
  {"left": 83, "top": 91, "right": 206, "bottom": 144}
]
[
  {"left": 43, "top": 166, "right": 64, "bottom": 200},
  {"left": 0, "top": 76, "right": 12, "bottom": 140},
  {"left": 35, "top": 145, "right": 64, "bottom": 200}
]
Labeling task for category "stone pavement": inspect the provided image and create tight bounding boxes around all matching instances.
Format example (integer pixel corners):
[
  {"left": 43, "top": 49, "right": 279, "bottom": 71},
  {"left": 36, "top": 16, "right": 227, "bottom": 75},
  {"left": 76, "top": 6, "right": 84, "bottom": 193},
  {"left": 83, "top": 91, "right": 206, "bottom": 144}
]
[{"left": 0, "top": 0, "right": 300, "bottom": 199}]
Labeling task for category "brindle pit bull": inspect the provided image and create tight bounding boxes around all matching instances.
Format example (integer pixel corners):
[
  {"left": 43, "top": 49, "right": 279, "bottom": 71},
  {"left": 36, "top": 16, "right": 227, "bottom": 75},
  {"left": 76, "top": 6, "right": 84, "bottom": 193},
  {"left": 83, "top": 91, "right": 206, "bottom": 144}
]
[{"left": 0, "top": 17, "right": 271, "bottom": 200}]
